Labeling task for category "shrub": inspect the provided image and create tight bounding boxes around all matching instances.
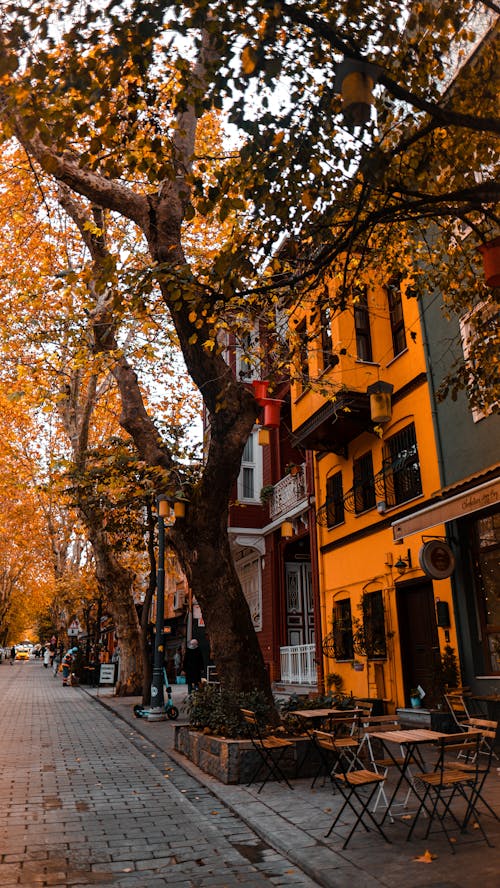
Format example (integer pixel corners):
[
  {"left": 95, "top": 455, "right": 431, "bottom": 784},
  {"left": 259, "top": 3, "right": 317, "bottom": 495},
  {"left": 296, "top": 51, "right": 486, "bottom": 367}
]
[{"left": 187, "top": 684, "right": 271, "bottom": 738}]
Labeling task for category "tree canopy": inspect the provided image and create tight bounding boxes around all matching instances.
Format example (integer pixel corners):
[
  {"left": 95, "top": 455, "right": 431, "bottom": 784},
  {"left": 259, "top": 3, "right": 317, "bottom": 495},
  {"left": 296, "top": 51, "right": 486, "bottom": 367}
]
[{"left": 0, "top": 1, "right": 497, "bottom": 693}]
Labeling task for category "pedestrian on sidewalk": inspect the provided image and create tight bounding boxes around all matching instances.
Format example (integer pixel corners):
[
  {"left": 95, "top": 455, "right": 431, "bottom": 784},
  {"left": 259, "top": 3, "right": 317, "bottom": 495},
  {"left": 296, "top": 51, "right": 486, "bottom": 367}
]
[
  {"left": 182, "top": 638, "right": 204, "bottom": 693},
  {"left": 61, "top": 649, "right": 76, "bottom": 686},
  {"left": 10, "top": 645, "right": 15, "bottom": 665},
  {"left": 43, "top": 646, "right": 51, "bottom": 668}
]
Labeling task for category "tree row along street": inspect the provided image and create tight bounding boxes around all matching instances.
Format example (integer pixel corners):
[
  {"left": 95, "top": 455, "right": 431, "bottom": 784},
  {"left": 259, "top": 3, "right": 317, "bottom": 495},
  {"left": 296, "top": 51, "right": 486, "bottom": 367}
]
[{"left": 0, "top": 662, "right": 317, "bottom": 888}]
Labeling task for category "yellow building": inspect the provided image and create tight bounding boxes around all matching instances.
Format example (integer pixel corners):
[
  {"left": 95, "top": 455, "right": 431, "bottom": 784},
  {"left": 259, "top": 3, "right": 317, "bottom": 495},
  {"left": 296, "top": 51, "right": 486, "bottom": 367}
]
[{"left": 291, "top": 271, "right": 458, "bottom": 712}]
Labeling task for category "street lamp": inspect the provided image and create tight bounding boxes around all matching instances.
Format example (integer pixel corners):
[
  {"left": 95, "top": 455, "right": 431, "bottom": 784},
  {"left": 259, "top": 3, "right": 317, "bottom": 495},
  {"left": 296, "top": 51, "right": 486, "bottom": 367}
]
[{"left": 146, "top": 495, "right": 169, "bottom": 721}]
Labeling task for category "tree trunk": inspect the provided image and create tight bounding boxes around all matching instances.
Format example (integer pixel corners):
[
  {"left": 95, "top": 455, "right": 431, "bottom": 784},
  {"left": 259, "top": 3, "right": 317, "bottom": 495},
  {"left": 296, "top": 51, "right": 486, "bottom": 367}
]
[{"left": 83, "top": 513, "right": 143, "bottom": 695}]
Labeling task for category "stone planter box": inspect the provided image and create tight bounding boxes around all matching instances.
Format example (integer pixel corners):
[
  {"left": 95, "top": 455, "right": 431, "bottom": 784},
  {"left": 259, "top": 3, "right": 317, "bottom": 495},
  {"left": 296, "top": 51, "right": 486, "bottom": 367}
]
[{"left": 174, "top": 725, "right": 321, "bottom": 785}]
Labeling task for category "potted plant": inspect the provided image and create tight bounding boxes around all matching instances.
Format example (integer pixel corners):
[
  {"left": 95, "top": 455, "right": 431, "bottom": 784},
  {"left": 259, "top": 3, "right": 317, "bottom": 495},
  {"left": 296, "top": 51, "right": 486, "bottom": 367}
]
[
  {"left": 259, "top": 484, "right": 275, "bottom": 504},
  {"left": 285, "top": 463, "right": 300, "bottom": 477}
]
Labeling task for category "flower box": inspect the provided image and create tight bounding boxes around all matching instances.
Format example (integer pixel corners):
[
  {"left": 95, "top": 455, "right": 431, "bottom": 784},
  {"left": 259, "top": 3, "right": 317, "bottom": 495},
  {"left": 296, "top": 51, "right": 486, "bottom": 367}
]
[{"left": 174, "top": 725, "right": 320, "bottom": 784}]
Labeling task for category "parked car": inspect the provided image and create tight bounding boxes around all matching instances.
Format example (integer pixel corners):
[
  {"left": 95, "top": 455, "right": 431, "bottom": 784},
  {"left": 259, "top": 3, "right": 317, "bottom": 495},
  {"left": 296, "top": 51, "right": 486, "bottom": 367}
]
[{"left": 15, "top": 645, "right": 30, "bottom": 660}]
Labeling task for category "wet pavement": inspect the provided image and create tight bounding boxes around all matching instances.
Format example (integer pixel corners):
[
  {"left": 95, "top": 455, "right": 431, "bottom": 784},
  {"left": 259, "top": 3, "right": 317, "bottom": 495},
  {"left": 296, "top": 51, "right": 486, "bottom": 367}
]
[{"left": 2, "top": 661, "right": 500, "bottom": 887}]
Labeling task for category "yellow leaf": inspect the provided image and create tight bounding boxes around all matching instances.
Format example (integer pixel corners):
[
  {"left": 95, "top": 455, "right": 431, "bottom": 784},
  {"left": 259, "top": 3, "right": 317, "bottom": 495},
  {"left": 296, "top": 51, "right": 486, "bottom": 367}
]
[
  {"left": 241, "top": 45, "right": 258, "bottom": 75},
  {"left": 413, "top": 849, "right": 437, "bottom": 863}
]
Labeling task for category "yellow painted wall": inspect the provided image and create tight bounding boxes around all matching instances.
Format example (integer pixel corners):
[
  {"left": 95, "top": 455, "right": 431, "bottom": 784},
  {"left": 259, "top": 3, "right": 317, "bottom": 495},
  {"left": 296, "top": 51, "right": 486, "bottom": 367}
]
[{"left": 291, "top": 272, "right": 459, "bottom": 709}]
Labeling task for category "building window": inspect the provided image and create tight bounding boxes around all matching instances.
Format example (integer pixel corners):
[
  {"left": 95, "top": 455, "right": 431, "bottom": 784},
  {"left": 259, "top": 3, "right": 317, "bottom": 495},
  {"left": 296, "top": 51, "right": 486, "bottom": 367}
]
[
  {"left": 353, "top": 451, "right": 376, "bottom": 514},
  {"left": 238, "top": 556, "right": 262, "bottom": 632},
  {"left": 387, "top": 278, "right": 407, "bottom": 357},
  {"left": 362, "top": 591, "right": 387, "bottom": 659},
  {"left": 295, "top": 319, "right": 310, "bottom": 389},
  {"left": 473, "top": 513, "right": 500, "bottom": 674},
  {"left": 236, "top": 324, "right": 259, "bottom": 381},
  {"left": 459, "top": 300, "right": 498, "bottom": 422},
  {"left": 320, "top": 304, "right": 337, "bottom": 371},
  {"left": 326, "top": 472, "right": 344, "bottom": 527},
  {"left": 354, "top": 285, "right": 373, "bottom": 362},
  {"left": 382, "top": 422, "right": 422, "bottom": 507},
  {"left": 237, "top": 431, "right": 262, "bottom": 502},
  {"left": 333, "top": 598, "right": 354, "bottom": 661}
]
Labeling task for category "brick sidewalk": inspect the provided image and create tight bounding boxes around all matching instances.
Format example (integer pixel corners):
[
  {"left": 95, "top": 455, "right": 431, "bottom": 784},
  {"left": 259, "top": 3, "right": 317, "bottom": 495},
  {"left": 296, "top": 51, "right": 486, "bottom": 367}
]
[
  {"left": 0, "top": 662, "right": 318, "bottom": 887},
  {"left": 89, "top": 680, "right": 500, "bottom": 888}
]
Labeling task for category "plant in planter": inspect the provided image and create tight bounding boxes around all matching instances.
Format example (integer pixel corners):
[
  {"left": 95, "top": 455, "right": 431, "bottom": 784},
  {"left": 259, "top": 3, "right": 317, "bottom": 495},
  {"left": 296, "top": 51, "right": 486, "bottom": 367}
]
[
  {"left": 259, "top": 484, "right": 275, "bottom": 505},
  {"left": 187, "top": 683, "right": 271, "bottom": 738},
  {"left": 284, "top": 462, "right": 300, "bottom": 477}
]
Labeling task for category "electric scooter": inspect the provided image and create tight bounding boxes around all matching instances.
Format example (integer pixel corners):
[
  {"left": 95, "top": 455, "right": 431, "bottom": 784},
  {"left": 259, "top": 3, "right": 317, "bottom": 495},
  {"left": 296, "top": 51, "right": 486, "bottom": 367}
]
[{"left": 133, "top": 669, "right": 179, "bottom": 720}]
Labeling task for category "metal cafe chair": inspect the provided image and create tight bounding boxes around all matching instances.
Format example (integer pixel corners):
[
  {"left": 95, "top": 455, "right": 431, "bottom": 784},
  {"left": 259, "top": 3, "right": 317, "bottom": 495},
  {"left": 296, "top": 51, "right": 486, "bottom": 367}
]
[
  {"left": 321, "top": 732, "right": 391, "bottom": 850},
  {"left": 358, "top": 716, "right": 415, "bottom": 820},
  {"left": 240, "top": 708, "right": 295, "bottom": 793},
  {"left": 406, "top": 731, "right": 491, "bottom": 852},
  {"left": 444, "top": 720, "right": 500, "bottom": 823},
  {"left": 312, "top": 727, "right": 362, "bottom": 789}
]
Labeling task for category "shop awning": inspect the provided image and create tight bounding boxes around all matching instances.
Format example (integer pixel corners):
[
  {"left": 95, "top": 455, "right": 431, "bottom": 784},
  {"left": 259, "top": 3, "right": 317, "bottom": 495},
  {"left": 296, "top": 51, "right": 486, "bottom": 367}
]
[{"left": 392, "top": 475, "right": 500, "bottom": 541}]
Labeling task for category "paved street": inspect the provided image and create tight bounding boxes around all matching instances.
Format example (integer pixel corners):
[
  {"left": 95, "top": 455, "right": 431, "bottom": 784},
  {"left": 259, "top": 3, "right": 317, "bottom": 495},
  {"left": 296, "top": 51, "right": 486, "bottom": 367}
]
[
  {"left": 2, "top": 661, "right": 500, "bottom": 888},
  {"left": 0, "top": 662, "right": 317, "bottom": 887}
]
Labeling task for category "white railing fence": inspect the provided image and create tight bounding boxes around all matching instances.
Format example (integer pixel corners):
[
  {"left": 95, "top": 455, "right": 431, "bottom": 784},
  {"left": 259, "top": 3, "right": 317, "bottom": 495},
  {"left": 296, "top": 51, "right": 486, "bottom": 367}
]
[
  {"left": 280, "top": 643, "right": 316, "bottom": 684},
  {"left": 269, "top": 464, "right": 307, "bottom": 521}
]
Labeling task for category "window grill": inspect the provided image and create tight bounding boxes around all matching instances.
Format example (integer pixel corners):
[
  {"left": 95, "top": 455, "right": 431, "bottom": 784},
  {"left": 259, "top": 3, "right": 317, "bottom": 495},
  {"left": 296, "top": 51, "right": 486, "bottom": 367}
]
[{"left": 382, "top": 423, "right": 422, "bottom": 507}]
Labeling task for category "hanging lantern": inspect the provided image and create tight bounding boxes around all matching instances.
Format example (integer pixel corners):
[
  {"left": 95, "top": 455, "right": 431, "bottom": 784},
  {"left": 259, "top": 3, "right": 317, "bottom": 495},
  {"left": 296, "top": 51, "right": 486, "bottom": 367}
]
[
  {"left": 262, "top": 398, "right": 283, "bottom": 428},
  {"left": 258, "top": 428, "right": 271, "bottom": 446},
  {"left": 367, "top": 381, "right": 393, "bottom": 423},
  {"left": 173, "top": 501, "right": 186, "bottom": 518},
  {"left": 478, "top": 236, "right": 500, "bottom": 287},
  {"left": 251, "top": 379, "right": 269, "bottom": 404},
  {"left": 281, "top": 521, "right": 293, "bottom": 538},
  {"left": 335, "top": 58, "right": 379, "bottom": 127}
]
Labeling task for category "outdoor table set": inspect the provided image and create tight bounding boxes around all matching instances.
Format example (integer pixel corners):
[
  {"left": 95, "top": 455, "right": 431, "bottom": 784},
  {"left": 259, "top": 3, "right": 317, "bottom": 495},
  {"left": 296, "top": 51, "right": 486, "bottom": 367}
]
[{"left": 287, "top": 712, "right": 499, "bottom": 852}]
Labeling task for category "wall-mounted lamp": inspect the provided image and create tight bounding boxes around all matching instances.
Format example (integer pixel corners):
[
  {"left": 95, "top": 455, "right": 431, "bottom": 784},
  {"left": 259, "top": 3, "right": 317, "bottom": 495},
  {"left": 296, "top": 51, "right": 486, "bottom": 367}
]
[
  {"left": 258, "top": 428, "right": 270, "bottom": 446},
  {"left": 395, "top": 548, "right": 412, "bottom": 574},
  {"left": 281, "top": 521, "right": 294, "bottom": 539},
  {"left": 367, "top": 381, "right": 394, "bottom": 424}
]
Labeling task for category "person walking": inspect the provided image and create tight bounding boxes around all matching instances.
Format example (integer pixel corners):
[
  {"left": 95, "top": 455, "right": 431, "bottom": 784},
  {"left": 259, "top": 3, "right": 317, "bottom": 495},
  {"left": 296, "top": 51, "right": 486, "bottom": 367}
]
[
  {"left": 182, "top": 639, "right": 204, "bottom": 693},
  {"left": 43, "top": 646, "right": 51, "bottom": 668},
  {"left": 10, "top": 645, "right": 15, "bottom": 665},
  {"left": 61, "top": 649, "right": 75, "bottom": 687}
]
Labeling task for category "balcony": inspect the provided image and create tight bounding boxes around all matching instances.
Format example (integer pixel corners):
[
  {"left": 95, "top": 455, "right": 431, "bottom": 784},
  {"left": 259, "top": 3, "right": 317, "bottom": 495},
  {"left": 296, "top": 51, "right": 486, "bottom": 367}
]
[
  {"left": 291, "top": 391, "right": 371, "bottom": 455},
  {"left": 269, "top": 464, "right": 308, "bottom": 521},
  {"left": 280, "top": 643, "right": 317, "bottom": 685}
]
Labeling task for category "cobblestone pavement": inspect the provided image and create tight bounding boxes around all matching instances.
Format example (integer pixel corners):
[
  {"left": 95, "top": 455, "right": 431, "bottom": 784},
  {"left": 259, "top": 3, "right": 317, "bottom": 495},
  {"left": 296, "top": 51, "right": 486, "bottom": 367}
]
[
  {"left": 95, "top": 681, "right": 500, "bottom": 888},
  {"left": 0, "top": 662, "right": 318, "bottom": 888}
]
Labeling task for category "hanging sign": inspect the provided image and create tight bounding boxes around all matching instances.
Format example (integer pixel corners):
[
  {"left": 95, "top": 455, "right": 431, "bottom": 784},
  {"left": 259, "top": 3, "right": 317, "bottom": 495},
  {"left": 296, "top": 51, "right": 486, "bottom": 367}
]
[{"left": 418, "top": 540, "right": 455, "bottom": 580}]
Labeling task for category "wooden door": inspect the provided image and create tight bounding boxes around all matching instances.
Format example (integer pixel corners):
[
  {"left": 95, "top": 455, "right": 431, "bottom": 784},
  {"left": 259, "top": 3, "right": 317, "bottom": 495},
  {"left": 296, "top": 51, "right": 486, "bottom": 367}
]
[
  {"left": 285, "top": 562, "right": 314, "bottom": 646},
  {"left": 396, "top": 579, "right": 441, "bottom": 707}
]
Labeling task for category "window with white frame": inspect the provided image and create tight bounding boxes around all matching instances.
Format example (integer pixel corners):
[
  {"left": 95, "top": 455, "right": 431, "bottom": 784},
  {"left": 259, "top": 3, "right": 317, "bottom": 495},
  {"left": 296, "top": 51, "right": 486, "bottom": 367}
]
[
  {"left": 237, "top": 430, "right": 262, "bottom": 502},
  {"left": 238, "top": 555, "right": 262, "bottom": 631},
  {"left": 459, "top": 300, "right": 498, "bottom": 423},
  {"left": 236, "top": 322, "right": 260, "bottom": 381}
]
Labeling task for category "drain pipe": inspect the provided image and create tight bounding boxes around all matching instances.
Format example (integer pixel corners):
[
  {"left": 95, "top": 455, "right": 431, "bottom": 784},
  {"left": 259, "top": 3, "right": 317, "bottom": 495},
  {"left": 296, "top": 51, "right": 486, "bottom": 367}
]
[{"left": 307, "top": 450, "right": 325, "bottom": 695}]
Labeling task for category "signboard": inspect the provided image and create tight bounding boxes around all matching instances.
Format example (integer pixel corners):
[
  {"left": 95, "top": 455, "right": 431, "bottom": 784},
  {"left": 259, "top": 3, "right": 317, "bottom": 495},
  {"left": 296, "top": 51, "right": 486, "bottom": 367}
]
[
  {"left": 392, "top": 477, "right": 500, "bottom": 541},
  {"left": 67, "top": 619, "right": 81, "bottom": 637},
  {"left": 418, "top": 540, "right": 455, "bottom": 580},
  {"left": 99, "top": 664, "right": 116, "bottom": 685}
]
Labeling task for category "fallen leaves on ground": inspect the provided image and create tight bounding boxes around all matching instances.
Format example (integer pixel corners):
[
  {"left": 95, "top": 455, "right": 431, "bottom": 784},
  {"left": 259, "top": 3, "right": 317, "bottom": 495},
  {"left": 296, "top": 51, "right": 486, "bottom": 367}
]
[{"left": 413, "top": 849, "right": 437, "bottom": 863}]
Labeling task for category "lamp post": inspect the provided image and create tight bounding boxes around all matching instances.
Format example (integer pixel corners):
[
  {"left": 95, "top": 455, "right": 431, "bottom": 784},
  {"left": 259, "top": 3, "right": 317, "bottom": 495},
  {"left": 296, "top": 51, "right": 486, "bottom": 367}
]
[{"left": 146, "top": 495, "right": 169, "bottom": 721}]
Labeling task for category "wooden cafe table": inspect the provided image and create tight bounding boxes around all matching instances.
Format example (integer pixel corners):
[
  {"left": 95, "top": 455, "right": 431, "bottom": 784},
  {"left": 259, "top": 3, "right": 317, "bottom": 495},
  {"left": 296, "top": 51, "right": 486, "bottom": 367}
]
[{"left": 369, "top": 728, "right": 448, "bottom": 824}]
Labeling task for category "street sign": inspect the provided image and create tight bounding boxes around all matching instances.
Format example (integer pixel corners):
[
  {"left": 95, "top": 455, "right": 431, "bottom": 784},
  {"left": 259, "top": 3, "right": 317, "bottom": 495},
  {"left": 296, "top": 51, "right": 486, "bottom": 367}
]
[
  {"left": 67, "top": 619, "right": 81, "bottom": 637},
  {"left": 99, "top": 664, "right": 116, "bottom": 685}
]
